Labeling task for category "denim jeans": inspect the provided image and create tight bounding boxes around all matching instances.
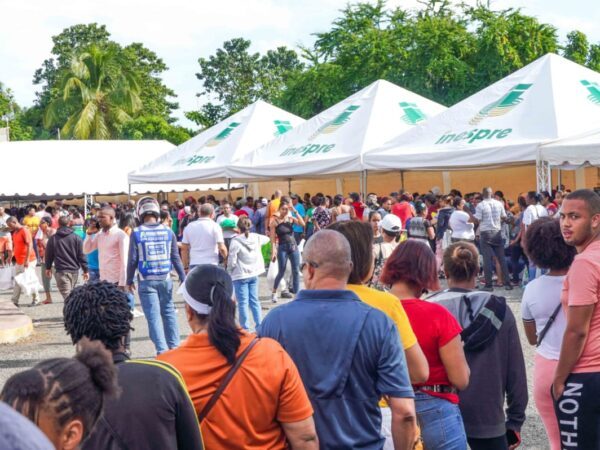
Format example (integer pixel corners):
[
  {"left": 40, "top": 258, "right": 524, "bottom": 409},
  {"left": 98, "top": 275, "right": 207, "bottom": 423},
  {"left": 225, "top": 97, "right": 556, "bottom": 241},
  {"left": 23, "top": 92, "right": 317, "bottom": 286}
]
[
  {"left": 233, "top": 277, "right": 261, "bottom": 330},
  {"left": 415, "top": 391, "right": 467, "bottom": 450},
  {"left": 138, "top": 279, "right": 180, "bottom": 355},
  {"left": 273, "top": 242, "right": 300, "bottom": 293},
  {"left": 88, "top": 269, "right": 100, "bottom": 282},
  {"left": 480, "top": 230, "right": 511, "bottom": 287}
]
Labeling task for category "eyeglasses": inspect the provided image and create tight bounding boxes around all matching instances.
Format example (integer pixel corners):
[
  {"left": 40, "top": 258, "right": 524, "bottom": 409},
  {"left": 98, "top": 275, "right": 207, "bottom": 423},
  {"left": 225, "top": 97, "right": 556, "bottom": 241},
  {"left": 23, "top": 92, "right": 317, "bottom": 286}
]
[{"left": 300, "top": 260, "right": 320, "bottom": 271}]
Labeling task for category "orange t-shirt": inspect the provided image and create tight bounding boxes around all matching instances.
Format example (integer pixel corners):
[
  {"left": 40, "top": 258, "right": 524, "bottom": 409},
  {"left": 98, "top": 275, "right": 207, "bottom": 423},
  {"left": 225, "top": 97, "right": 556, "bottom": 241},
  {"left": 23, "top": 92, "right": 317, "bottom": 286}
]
[
  {"left": 12, "top": 227, "right": 36, "bottom": 265},
  {"left": 561, "top": 239, "right": 600, "bottom": 373},
  {"left": 267, "top": 198, "right": 281, "bottom": 220},
  {"left": 158, "top": 332, "right": 313, "bottom": 450}
]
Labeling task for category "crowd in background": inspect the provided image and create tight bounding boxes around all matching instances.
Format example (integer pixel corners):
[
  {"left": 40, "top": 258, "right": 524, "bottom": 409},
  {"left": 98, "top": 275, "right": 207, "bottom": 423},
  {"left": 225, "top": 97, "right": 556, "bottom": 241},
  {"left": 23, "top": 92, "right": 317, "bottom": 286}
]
[{"left": 2, "top": 184, "right": 600, "bottom": 450}]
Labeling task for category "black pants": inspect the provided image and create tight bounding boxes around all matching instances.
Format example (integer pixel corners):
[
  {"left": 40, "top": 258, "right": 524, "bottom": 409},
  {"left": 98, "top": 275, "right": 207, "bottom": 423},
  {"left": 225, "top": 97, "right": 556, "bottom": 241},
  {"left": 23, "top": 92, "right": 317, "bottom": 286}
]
[
  {"left": 480, "top": 230, "right": 511, "bottom": 287},
  {"left": 553, "top": 372, "right": 600, "bottom": 449},
  {"left": 468, "top": 435, "right": 507, "bottom": 450}
]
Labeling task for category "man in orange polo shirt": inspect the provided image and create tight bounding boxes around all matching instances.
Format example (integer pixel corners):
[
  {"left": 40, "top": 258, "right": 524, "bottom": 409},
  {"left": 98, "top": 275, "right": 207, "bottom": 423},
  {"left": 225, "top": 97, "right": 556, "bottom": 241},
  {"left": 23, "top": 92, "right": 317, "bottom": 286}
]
[{"left": 7, "top": 216, "right": 38, "bottom": 306}]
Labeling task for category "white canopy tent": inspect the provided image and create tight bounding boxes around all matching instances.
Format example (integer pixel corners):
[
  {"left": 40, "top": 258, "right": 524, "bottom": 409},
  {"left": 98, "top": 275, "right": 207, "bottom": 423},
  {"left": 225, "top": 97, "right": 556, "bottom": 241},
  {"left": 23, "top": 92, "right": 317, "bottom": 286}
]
[
  {"left": 227, "top": 80, "right": 447, "bottom": 185},
  {"left": 540, "top": 128, "right": 600, "bottom": 168},
  {"left": 0, "top": 140, "right": 229, "bottom": 198},
  {"left": 363, "top": 53, "right": 600, "bottom": 191},
  {"left": 128, "top": 100, "right": 304, "bottom": 186}
]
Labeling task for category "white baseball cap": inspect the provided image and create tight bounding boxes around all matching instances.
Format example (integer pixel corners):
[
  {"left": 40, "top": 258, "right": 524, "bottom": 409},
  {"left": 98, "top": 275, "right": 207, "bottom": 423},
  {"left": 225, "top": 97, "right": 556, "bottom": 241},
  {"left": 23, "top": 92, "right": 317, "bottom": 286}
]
[{"left": 381, "top": 214, "right": 402, "bottom": 232}]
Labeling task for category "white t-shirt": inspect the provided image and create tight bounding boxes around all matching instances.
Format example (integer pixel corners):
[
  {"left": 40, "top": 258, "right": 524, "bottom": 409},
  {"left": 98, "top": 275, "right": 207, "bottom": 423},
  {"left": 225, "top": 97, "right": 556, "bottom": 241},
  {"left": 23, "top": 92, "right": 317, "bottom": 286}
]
[
  {"left": 522, "top": 204, "right": 548, "bottom": 227},
  {"left": 521, "top": 274, "right": 566, "bottom": 360},
  {"left": 448, "top": 210, "right": 475, "bottom": 240},
  {"left": 216, "top": 214, "right": 239, "bottom": 239},
  {"left": 182, "top": 218, "right": 224, "bottom": 266}
]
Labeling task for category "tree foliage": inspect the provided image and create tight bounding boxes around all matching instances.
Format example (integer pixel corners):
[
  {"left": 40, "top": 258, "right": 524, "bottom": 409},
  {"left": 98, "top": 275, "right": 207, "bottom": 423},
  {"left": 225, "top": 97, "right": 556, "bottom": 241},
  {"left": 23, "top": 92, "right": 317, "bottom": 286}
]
[
  {"left": 120, "top": 115, "right": 192, "bottom": 145},
  {"left": 44, "top": 45, "right": 142, "bottom": 139},
  {"left": 187, "top": 38, "right": 303, "bottom": 127}
]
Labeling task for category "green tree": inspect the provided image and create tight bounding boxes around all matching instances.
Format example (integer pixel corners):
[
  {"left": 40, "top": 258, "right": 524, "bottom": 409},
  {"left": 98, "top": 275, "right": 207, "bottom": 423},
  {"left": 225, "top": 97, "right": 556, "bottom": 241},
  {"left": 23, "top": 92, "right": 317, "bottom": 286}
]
[
  {"left": 44, "top": 45, "right": 142, "bottom": 139},
  {"left": 563, "top": 30, "right": 589, "bottom": 65},
  {"left": 120, "top": 115, "right": 192, "bottom": 145},
  {"left": 188, "top": 38, "right": 302, "bottom": 127},
  {"left": 0, "top": 82, "right": 34, "bottom": 141},
  {"left": 28, "top": 23, "right": 180, "bottom": 139}
]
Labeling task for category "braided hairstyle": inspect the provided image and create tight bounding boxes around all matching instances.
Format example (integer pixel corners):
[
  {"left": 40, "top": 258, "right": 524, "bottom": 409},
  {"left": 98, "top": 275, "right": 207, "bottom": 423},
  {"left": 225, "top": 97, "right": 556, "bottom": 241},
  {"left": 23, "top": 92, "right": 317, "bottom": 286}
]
[
  {"left": 63, "top": 281, "right": 133, "bottom": 351},
  {"left": 0, "top": 338, "right": 118, "bottom": 441}
]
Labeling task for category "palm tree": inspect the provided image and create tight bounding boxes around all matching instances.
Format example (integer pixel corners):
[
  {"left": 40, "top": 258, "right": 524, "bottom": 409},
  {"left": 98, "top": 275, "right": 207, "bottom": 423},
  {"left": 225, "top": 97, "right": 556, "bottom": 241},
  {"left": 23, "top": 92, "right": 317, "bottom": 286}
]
[{"left": 44, "top": 45, "right": 142, "bottom": 139}]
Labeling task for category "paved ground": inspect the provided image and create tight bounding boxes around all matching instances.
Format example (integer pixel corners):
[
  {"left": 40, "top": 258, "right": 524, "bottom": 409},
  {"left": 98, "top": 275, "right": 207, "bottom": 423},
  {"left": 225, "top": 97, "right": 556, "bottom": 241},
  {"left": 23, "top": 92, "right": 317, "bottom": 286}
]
[{"left": 0, "top": 269, "right": 549, "bottom": 449}]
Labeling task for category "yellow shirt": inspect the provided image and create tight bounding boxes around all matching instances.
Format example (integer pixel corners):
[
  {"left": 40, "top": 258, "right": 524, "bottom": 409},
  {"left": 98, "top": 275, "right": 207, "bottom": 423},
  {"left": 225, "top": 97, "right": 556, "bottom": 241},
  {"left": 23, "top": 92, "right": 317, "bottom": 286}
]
[
  {"left": 347, "top": 284, "right": 417, "bottom": 349},
  {"left": 23, "top": 215, "right": 41, "bottom": 237}
]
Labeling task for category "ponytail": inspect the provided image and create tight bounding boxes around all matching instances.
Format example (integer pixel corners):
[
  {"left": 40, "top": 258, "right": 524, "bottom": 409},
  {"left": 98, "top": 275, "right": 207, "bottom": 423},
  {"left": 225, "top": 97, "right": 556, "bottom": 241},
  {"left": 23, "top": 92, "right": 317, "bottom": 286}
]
[
  {"left": 206, "top": 283, "right": 242, "bottom": 365},
  {"left": 237, "top": 216, "right": 252, "bottom": 238},
  {"left": 0, "top": 338, "right": 118, "bottom": 439}
]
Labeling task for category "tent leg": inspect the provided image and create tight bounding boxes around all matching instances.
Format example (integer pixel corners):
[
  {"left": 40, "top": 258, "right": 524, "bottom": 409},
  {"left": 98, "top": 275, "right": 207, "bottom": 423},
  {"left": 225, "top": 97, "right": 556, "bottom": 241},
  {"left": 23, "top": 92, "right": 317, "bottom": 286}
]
[
  {"left": 536, "top": 155, "right": 550, "bottom": 193},
  {"left": 400, "top": 171, "right": 405, "bottom": 191},
  {"left": 128, "top": 184, "right": 131, "bottom": 201},
  {"left": 363, "top": 170, "right": 368, "bottom": 198},
  {"left": 557, "top": 169, "right": 562, "bottom": 190},
  {"left": 243, "top": 184, "right": 247, "bottom": 199},
  {"left": 288, "top": 178, "right": 292, "bottom": 195}
]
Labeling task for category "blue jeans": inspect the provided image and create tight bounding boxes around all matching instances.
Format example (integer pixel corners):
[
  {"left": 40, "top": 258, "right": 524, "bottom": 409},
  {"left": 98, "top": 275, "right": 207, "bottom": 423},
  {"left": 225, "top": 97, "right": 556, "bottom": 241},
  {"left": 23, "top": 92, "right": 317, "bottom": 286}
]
[
  {"left": 88, "top": 269, "right": 100, "bottom": 282},
  {"left": 273, "top": 242, "right": 300, "bottom": 293},
  {"left": 415, "top": 391, "right": 467, "bottom": 450},
  {"left": 233, "top": 277, "right": 261, "bottom": 330},
  {"left": 138, "top": 279, "right": 180, "bottom": 355}
]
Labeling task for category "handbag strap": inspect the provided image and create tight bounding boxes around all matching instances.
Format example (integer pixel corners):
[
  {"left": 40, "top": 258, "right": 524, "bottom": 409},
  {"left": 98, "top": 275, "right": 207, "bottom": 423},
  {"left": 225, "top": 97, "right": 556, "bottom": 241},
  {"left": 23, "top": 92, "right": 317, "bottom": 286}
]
[
  {"left": 537, "top": 303, "right": 562, "bottom": 347},
  {"left": 197, "top": 337, "right": 260, "bottom": 423}
]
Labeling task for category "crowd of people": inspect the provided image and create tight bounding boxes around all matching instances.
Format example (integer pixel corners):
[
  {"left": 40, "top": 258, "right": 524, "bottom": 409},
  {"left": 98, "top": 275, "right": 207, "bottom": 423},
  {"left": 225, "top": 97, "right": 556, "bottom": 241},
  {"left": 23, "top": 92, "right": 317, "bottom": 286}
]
[{"left": 0, "top": 184, "right": 599, "bottom": 450}]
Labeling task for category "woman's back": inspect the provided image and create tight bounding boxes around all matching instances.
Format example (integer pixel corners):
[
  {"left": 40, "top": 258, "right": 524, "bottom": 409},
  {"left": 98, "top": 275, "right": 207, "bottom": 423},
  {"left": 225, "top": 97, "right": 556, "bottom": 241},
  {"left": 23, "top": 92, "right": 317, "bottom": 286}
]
[
  {"left": 158, "top": 332, "right": 313, "bottom": 450},
  {"left": 427, "top": 290, "right": 527, "bottom": 439}
]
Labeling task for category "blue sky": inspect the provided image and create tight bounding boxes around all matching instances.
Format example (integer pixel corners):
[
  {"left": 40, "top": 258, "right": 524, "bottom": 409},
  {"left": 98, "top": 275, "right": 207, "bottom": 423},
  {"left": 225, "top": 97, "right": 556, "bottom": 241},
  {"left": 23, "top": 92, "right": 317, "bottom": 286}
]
[{"left": 0, "top": 0, "right": 598, "bottom": 127}]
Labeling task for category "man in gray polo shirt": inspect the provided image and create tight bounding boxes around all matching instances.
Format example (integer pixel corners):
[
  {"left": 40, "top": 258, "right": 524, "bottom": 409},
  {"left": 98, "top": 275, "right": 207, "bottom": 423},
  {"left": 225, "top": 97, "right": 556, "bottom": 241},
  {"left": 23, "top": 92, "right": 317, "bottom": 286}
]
[{"left": 472, "top": 187, "right": 513, "bottom": 292}]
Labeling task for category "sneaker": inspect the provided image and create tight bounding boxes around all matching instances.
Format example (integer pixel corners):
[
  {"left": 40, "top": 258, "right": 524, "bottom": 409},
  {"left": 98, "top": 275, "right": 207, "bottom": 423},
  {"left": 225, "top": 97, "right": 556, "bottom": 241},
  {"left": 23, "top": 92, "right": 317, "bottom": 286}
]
[
  {"left": 132, "top": 308, "right": 145, "bottom": 318},
  {"left": 480, "top": 285, "right": 494, "bottom": 292},
  {"left": 281, "top": 291, "right": 293, "bottom": 299},
  {"left": 271, "top": 293, "right": 278, "bottom": 303},
  {"left": 503, "top": 284, "right": 513, "bottom": 291}
]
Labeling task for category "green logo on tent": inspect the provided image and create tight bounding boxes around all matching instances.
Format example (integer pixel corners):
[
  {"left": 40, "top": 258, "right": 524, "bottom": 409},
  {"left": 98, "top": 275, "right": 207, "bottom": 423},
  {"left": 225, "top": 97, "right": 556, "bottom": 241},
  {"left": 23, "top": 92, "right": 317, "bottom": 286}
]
[
  {"left": 581, "top": 80, "right": 600, "bottom": 105},
  {"left": 469, "top": 84, "right": 532, "bottom": 125},
  {"left": 399, "top": 102, "right": 427, "bottom": 125},
  {"left": 205, "top": 122, "right": 241, "bottom": 147},
  {"left": 309, "top": 105, "right": 360, "bottom": 140},
  {"left": 274, "top": 120, "right": 293, "bottom": 136}
]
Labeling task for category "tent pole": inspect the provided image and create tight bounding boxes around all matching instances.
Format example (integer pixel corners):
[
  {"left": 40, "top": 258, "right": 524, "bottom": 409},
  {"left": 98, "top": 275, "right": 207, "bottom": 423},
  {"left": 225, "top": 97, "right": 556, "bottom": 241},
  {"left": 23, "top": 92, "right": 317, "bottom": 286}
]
[
  {"left": 84, "top": 194, "right": 88, "bottom": 220},
  {"left": 557, "top": 169, "right": 562, "bottom": 190},
  {"left": 363, "top": 170, "right": 369, "bottom": 198},
  {"left": 288, "top": 178, "right": 292, "bottom": 195},
  {"left": 400, "top": 171, "right": 405, "bottom": 191},
  {"left": 128, "top": 184, "right": 131, "bottom": 201}
]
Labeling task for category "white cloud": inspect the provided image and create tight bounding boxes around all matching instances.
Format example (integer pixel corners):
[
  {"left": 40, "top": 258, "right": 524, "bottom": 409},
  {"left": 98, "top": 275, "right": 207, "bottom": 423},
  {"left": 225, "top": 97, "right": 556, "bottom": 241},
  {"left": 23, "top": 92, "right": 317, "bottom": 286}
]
[{"left": 0, "top": 0, "right": 598, "bottom": 128}]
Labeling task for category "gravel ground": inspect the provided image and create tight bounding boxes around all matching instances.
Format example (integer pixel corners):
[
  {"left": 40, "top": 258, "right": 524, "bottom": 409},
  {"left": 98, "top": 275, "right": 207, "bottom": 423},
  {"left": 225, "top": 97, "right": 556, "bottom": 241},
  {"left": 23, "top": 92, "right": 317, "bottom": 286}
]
[{"left": 0, "top": 269, "right": 549, "bottom": 449}]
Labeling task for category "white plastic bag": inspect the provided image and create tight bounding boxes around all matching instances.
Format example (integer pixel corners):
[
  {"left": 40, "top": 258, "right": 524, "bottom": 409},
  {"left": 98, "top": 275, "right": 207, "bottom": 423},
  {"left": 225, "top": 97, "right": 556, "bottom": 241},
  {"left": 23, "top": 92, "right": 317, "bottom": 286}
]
[
  {"left": 14, "top": 266, "right": 42, "bottom": 297},
  {"left": 297, "top": 239, "right": 306, "bottom": 254},
  {"left": 266, "top": 260, "right": 287, "bottom": 292},
  {"left": 0, "top": 265, "right": 15, "bottom": 290}
]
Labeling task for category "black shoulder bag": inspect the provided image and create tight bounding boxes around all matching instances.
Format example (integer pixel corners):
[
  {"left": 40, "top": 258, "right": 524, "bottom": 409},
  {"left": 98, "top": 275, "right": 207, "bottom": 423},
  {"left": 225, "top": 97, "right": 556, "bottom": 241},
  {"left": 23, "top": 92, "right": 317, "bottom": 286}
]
[
  {"left": 197, "top": 337, "right": 260, "bottom": 422},
  {"left": 537, "top": 303, "right": 562, "bottom": 347}
]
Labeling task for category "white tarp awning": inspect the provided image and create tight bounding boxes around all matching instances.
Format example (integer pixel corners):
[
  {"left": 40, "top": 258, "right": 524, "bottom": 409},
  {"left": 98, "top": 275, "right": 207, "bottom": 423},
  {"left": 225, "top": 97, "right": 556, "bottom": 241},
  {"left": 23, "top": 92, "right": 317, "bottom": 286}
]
[
  {"left": 227, "top": 80, "right": 447, "bottom": 181},
  {"left": 540, "top": 128, "right": 600, "bottom": 168},
  {"left": 364, "top": 53, "right": 600, "bottom": 170},
  {"left": 128, "top": 100, "right": 304, "bottom": 184},
  {"left": 0, "top": 140, "right": 229, "bottom": 197}
]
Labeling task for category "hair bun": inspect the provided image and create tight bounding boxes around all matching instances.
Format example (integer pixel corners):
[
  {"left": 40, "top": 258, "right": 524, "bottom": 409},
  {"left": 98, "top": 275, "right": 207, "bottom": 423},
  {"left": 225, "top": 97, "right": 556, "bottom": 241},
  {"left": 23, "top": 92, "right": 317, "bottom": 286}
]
[{"left": 75, "top": 338, "right": 119, "bottom": 398}]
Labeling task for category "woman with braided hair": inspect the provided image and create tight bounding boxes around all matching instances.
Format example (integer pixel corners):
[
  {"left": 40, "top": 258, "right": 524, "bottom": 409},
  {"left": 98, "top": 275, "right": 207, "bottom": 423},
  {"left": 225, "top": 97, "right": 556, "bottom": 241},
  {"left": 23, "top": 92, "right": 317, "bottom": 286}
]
[
  {"left": 0, "top": 338, "right": 118, "bottom": 450},
  {"left": 158, "top": 265, "right": 318, "bottom": 450}
]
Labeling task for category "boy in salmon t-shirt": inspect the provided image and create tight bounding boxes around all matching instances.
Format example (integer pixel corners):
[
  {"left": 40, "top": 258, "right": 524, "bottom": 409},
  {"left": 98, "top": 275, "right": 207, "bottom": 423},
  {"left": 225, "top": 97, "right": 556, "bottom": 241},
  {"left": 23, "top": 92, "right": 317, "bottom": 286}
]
[{"left": 553, "top": 189, "right": 600, "bottom": 448}]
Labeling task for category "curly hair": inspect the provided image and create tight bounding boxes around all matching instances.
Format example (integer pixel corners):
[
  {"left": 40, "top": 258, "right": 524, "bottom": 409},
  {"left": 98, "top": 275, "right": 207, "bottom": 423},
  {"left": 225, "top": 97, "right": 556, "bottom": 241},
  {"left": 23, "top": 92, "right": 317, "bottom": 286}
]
[
  {"left": 63, "top": 281, "right": 133, "bottom": 351},
  {"left": 524, "top": 217, "right": 576, "bottom": 270}
]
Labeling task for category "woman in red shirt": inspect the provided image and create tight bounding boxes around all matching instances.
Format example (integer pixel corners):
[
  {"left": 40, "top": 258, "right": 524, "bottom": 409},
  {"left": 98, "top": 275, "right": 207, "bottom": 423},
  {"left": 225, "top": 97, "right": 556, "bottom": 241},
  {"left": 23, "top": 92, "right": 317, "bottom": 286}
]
[{"left": 381, "top": 239, "right": 470, "bottom": 450}]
